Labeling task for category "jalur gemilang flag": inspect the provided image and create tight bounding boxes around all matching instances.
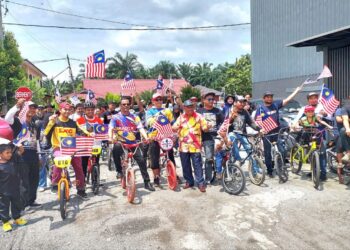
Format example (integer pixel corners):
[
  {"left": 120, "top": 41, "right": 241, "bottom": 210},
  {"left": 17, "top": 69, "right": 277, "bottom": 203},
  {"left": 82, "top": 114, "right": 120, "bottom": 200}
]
[
  {"left": 320, "top": 86, "right": 339, "bottom": 115},
  {"left": 121, "top": 71, "right": 136, "bottom": 96},
  {"left": 86, "top": 50, "right": 106, "bottom": 78}
]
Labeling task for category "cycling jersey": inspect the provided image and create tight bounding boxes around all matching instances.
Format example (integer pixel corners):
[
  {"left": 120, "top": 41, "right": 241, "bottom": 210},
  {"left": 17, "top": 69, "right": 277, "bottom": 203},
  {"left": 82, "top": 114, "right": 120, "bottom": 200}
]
[
  {"left": 44, "top": 117, "right": 78, "bottom": 149},
  {"left": 109, "top": 113, "right": 143, "bottom": 144}
]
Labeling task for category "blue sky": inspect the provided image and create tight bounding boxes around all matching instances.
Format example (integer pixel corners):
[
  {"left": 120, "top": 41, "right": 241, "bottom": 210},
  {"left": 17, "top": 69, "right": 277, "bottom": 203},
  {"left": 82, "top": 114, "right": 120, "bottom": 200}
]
[{"left": 4, "top": 0, "right": 250, "bottom": 81}]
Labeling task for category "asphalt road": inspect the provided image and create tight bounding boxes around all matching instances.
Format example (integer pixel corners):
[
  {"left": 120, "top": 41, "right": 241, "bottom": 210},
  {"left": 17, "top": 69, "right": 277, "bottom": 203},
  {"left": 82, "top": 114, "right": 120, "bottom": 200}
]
[{"left": 1, "top": 158, "right": 349, "bottom": 250}]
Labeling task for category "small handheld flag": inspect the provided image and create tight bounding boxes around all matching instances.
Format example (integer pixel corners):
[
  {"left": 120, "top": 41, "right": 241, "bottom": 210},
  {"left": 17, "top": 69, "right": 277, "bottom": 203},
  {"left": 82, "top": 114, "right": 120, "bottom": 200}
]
[
  {"left": 93, "top": 124, "right": 109, "bottom": 140},
  {"left": 255, "top": 107, "right": 278, "bottom": 133},
  {"left": 121, "top": 71, "right": 136, "bottom": 96},
  {"left": 319, "top": 86, "right": 339, "bottom": 115},
  {"left": 60, "top": 136, "right": 95, "bottom": 157},
  {"left": 317, "top": 65, "right": 332, "bottom": 80}
]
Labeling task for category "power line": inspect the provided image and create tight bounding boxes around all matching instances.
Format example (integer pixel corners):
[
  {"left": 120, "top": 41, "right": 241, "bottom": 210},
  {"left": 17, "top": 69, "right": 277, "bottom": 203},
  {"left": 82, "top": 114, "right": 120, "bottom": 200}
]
[
  {"left": 32, "top": 58, "right": 84, "bottom": 63},
  {"left": 3, "top": 22, "right": 250, "bottom": 31},
  {"left": 6, "top": 0, "right": 163, "bottom": 28}
]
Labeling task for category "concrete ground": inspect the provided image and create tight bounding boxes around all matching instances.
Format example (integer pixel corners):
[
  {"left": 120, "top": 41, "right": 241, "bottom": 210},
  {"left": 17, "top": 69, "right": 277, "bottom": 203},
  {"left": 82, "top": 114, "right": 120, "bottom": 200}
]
[{"left": 1, "top": 158, "right": 349, "bottom": 250}]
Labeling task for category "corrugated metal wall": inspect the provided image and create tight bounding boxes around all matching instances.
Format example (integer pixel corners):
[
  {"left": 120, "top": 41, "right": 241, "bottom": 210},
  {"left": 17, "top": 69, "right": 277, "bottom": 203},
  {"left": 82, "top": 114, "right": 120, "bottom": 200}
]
[
  {"left": 328, "top": 46, "right": 350, "bottom": 100},
  {"left": 251, "top": 0, "right": 350, "bottom": 83}
]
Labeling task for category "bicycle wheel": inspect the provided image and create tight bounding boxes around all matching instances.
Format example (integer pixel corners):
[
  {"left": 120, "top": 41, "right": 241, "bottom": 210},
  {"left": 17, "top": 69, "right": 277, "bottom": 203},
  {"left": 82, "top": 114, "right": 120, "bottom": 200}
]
[
  {"left": 311, "top": 151, "right": 320, "bottom": 189},
  {"left": 59, "top": 182, "right": 67, "bottom": 220},
  {"left": 275, "top": 152, "right": 288, "bottom": 183},
  {"left": 248, "top": 156, "right": 266, "bottom": 186},
  {"left": 126, "top": 169, "right": 136, "bottom": 203},
  {"left": 327, "top": 151, "right": 337, "bottom": 174},
  {"left": 91, "top": 164, "right": 100, "bottom": 195},
  {"left": 290, "top": 145, "right": 303, "bottom": 174},
  {"left": 102, "top": 145, "right": 108, "bottom": 161},
  {"left": 166, "top": 160, "right": 177, "bottom": 190},
  {"left": 221, "top": 161, "right": 246, "bottom": 195},
  {"left": 204, "top": 159, "right": 216, "bottom": 183},
  {"left": 108, "top": 149, "right": 114, "bottom": 171}
]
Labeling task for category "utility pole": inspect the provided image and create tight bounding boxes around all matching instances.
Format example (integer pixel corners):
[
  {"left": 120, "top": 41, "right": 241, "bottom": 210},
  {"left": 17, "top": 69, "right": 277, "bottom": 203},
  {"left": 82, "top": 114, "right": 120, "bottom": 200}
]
[
  {"left": 66, "top": 54, "right": 75, "bottom": 92},
  {"left": 0, "top": 0, "right": 8, "bottom": 114}
]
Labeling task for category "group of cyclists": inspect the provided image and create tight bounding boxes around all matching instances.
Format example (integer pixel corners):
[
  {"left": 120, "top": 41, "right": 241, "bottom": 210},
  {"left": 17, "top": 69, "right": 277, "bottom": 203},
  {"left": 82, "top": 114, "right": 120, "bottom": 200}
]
[{"left": 0, "top": 81, "right": 350, "bottom": 232}]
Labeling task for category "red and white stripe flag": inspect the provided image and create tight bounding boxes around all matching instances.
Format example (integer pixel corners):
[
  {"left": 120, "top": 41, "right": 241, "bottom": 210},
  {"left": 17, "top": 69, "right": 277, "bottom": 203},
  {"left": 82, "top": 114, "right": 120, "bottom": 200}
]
[
  {"left": 60, "top": 136, "right": 95, "bottom": 157},
  {"left": 86, "top": 50, "right": 106, "bottom": 79},
  {"left": 121, "top": 71, "right": 136, "bottom": 96},
  {"left": 153, "top": 115, "right": 174, "bottom": 141},
  {"left": 218, "top": 118, "right": 230, "bottom": 134},
  {"left": 18, "top": 102, "right": 29, "bottom": 123},
  {"left": 319, "top": 86, "right": 339, "bottom": 115},
  {"left": 255, "top": 107, "right": 278, "bottom": 133}
]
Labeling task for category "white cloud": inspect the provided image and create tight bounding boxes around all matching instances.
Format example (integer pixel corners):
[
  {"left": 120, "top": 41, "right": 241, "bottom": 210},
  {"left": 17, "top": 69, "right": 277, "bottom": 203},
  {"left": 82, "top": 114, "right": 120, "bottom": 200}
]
[
  {"left": 209, "top": 2, "right": 250, "bottom": 23},
  {"left": 240, "top": 43, "right": 251, "bottom": 52},
  {"left": 157, "top": 48, "right": 184, "bottom": 58}
]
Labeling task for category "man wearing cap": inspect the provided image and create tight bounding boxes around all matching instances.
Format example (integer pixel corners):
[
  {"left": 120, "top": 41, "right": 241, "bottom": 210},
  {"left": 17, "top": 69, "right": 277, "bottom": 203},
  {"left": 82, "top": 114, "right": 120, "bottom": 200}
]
[
  {"left": 258, "top": 85, "right": 303, "bottom": 178},
  {"left": 5, "top": 99, "right": 42, "bottom": 208},
  {"left": 146, "top": 93, "right": 176, "bottom": 186},
  {"left": 102, "top": 101, "right": 118, "bottom": 125},
  {"left": 44, "top": 102, "right": 88, "bottom": 198},
  {"left": 197, "top": 92, "right": 224, "bottom": 184},
  {"left": 173, "top": 99, "right": 209, "bottom": 192}
]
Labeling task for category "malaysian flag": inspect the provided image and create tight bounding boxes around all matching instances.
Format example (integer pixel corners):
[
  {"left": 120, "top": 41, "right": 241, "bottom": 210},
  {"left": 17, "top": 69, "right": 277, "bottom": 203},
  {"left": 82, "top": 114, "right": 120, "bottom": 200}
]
[
  {"left": 152, "top": 115, "right": 174, "bottom": 140},
  {"left": 255, "top": 107, "right": 278, "bottom": 133},
  {"left": 93, "top": 124, "right": 108, "bottom": 140},
  {"left": 218, "top": 118, "right": 230, "bottom": 134},
  {"left": 13, "top": 123, "right": 30, "bottom": 145},
  {"left": 86, "top": 50, "right": 106, "bottom": 78},
  {"left": 60, "top": 136, "right": 95, "bottom": 157},
  {"left": 121, "top": 71, "right": 136, "bottom": 96},
  {"left": 18, "top": 102, "right": 29, "bottom": 123},
  {"left": 156, "top": 75, "right": 167, "bottom": 95},
  {"left": 168, "top": 77, "right": 174, "bottom": 91},
  {"left": 86, "top": 89, "right": 97, "bottom": 104},
  {"left": 320, "top": 86, "right": 339, "bottom": 115}
]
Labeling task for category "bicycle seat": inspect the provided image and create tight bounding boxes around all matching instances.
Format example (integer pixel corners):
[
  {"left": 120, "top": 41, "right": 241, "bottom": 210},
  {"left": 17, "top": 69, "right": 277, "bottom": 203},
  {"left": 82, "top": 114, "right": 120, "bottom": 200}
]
[{"left": 122, "top": 143, "right": 140, "bottom": 150}]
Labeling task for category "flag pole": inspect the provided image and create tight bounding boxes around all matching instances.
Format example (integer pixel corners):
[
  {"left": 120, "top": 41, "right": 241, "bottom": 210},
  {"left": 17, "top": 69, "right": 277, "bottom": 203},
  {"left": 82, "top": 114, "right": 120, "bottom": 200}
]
[{"left": 318, "top": 84, "right": 324, "bottom": 104}]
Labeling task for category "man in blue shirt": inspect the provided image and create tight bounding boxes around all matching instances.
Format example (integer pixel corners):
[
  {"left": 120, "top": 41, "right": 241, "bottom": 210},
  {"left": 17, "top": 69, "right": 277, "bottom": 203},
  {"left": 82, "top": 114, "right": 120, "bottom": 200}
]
[{"left": 260, "top": 85, "right": 303, "bottom": 177}]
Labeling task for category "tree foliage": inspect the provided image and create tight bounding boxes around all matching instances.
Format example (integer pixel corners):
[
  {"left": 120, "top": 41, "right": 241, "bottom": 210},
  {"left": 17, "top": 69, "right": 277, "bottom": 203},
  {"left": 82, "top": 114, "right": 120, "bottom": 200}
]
[
  {"left": 180, "top": 85, "right": 201, "bottom": 102},
  {"left": 105, "top": 92, "right": 121, "bottom": 105}
]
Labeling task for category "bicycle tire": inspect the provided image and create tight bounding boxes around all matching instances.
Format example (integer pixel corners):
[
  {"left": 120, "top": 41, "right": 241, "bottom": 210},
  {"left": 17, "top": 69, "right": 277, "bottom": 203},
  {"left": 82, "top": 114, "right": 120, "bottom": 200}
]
[
  {"left": 221, "top": 161, "right": 246, "bottom": 195},
  {"left": 327, "top": 151, "right": 337, "bottom": 174},
  {"left": 108, "top": 149, "right": 114, "bottom": 171},
  {"left": 126, "top": 169, "right": 136, "bottom": 203},
  {"left": 290, "top": 145, "right": 303, "bottom": 174},
  {"left": 311, "top": 151, "right": 320, "bottom": 189},
  {"left": 204, "top": 159, "right": 216, "bottom": 183},
  {"left": 166, "top": 160, "right": 177, "bottom": 190},
  {"left": 275, "top": 152, "right": 288, "bottom": 183},
  {"left": 248, "top": 156, "right": 266, "bottom": 186},
  {"left": 59, "top": 182, "right": 67, "bottom": 220},
  {"left": 102, "top": 146, "right": 108, "bottom": 161},
  {"left": 91, "top": 164, "right": 100, "bottom": 195}
]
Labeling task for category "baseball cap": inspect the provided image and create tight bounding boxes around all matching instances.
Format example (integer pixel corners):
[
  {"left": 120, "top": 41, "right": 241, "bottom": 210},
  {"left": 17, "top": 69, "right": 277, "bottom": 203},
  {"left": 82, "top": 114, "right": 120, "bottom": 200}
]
[
  {"left": 183, "top": 100, "right": 194, "bottom": 107},
  {"left": 190, "top": 96, "right": 198, "bottom": 102},
  {"left": 152, "top": 93, "right": 162, "bottom": 100},
  {"left": 235, "top": 95, "right": 246, "bottom": 102},
  {"left": 37, "top": 105, "right": 44, "bottom": 109},
  {"left": 203, "top": 92, "right": 215, "bottom": 99},
  {"left": 263, "top": 91, "right": 274, "bottom": 97},
  {"left": 59, "top": 102, "right": 72, "bottom": 109},
  {"left": 307, "top": 92, "right": 319, "bottom": 99},
  {"left": 27, "top": 101, "right": 38, "bottom": 108},
  {"left": 304, "top": 105, "right": 315, "bottom": 113}
]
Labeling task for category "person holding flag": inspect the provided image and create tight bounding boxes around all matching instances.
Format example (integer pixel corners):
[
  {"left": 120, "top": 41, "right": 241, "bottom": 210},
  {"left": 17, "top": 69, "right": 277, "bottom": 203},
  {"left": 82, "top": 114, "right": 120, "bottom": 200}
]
[
  {"left": 76, "top": 101, "right": 103, "bottom": 178},
  {"left": 146, "top": 93, "right": 176, "bottom": 187},
  {"left": 257, "top": 84, "right": 303, "bottom": 178},
  {"left": 44, "top": 102, "right": 88, "bottom": 199}
]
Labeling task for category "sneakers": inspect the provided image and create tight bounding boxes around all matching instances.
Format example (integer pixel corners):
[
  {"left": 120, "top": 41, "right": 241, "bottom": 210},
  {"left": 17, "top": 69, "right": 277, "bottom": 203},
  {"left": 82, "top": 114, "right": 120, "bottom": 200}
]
[
  {"left": 154, "top": 176, "right": 160, "bottom": 186},
  {"left": 77, "top": 190, "right": 88, "bottom": 199},
  {"left": 144, "top": 182, "right": 155, "bottom": 192},
  {"left": 199, "top": 184, "right": 206, "bottom": 193},
  {"left": 14, "top": 218, "right": 28, "bottom": 226},
  {"left": 51, "top": 185, "right": 58, "bottom": 194},
  {"left": 183, "top": 183, "right": 194, "bottom": 189},
  {"left": 3, "top": 222, "right": 12, "bottom": 232},
  {"left": 217, "top": 173, "right": 222, "bottom": 180},
  {"left": 341, "top": 153, "right": 350, "bottom": 164},
  {"left": 268, "top": 172, "right": 274, "bottom": 178},
  {"left": 38, "top": 187, "right": 46, "bottom": 192},
  {"left": 116, "top": 172, "right": 123, "bottom": 179},
  {"left": 30, "top": 202, "right": 42, "bottom": 208},
  {"left": 320, "top": 174, "right": 328, "bottom": 182},
  {"left": 176, "top": 176, "right": 182, "bottom": 184}
]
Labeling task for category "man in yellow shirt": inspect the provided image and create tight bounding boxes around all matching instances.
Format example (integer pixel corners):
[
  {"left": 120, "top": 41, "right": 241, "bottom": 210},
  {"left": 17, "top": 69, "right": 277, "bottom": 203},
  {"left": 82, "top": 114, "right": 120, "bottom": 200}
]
[{"left": 172, "top": 100, "right": 209, "bottom": 192}]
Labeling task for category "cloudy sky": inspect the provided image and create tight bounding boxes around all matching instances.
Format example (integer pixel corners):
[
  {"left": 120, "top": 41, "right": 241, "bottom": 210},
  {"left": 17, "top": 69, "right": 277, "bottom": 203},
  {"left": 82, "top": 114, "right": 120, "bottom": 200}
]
[{"left": 3, "top": 0, "right": 250, "bottom": 81}]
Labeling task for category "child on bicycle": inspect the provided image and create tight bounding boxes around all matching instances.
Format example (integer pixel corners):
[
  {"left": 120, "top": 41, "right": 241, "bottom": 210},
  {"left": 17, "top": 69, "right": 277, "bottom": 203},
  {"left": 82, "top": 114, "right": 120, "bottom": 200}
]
[{"left": 0, "top": 140, "right": 27, "bottom": 232}]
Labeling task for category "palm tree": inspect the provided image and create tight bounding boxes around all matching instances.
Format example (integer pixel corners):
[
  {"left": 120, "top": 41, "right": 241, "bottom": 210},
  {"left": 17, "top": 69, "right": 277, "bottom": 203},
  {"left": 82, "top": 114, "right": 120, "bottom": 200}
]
[
  {"left": 151, "top": 60, "right": 179, "bottom": 79},
  {"left": 106, "top": 52, "right": 141, "bottom": 79},
  {"left": 188, "top": 62, "right": 213, "bottom": 87},
  {"left": 177, "top": 63, "right": 193, "bottom": 81}
]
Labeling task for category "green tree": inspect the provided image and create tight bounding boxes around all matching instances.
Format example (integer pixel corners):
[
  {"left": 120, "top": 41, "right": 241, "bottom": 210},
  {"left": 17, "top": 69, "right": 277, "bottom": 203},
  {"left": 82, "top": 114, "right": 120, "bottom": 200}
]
[
  {"left": 105, "top": 92, "right": 121, "bottom": 105},
  {"left": 106, "top": 52, "right": 141, "bottom": 79},
  {"left": 150, "top": 60, "right": 179, "bottom": 79},
  {"left": 188, "top": 62, "right": 213, "bottom": 87},
  {"left": 180, "top": 85, "right": 201, "bottom": 102},
  {"left": 13, "top": 78, "right": 46, "bottom": 104},
  {"left": 139, "top": 90, "right": 153, "bottom": 105},
  {"left": 177, "top": 63, "right": 193, "bottom": 81},
  {"left": 0, "top": 32, "right": 25, "bottom": 110},
  {"left": 224, "top": 54, "right": 252, "bottom": 95}
]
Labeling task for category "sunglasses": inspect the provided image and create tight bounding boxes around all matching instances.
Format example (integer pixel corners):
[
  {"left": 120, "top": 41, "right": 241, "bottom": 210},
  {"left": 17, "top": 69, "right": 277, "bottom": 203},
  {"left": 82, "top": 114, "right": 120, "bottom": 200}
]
[
  {"left": 185, "top": 105, "right": 194, "bottom": 108},
  {"left": 121, "top": 103, "right": 131, "bottom": 106},
  {"left": 206, "top": 98, "right": 214, "bottom": 102},
  {"left": 155, "top": 98, "right": 162, "bottom": 102}
]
